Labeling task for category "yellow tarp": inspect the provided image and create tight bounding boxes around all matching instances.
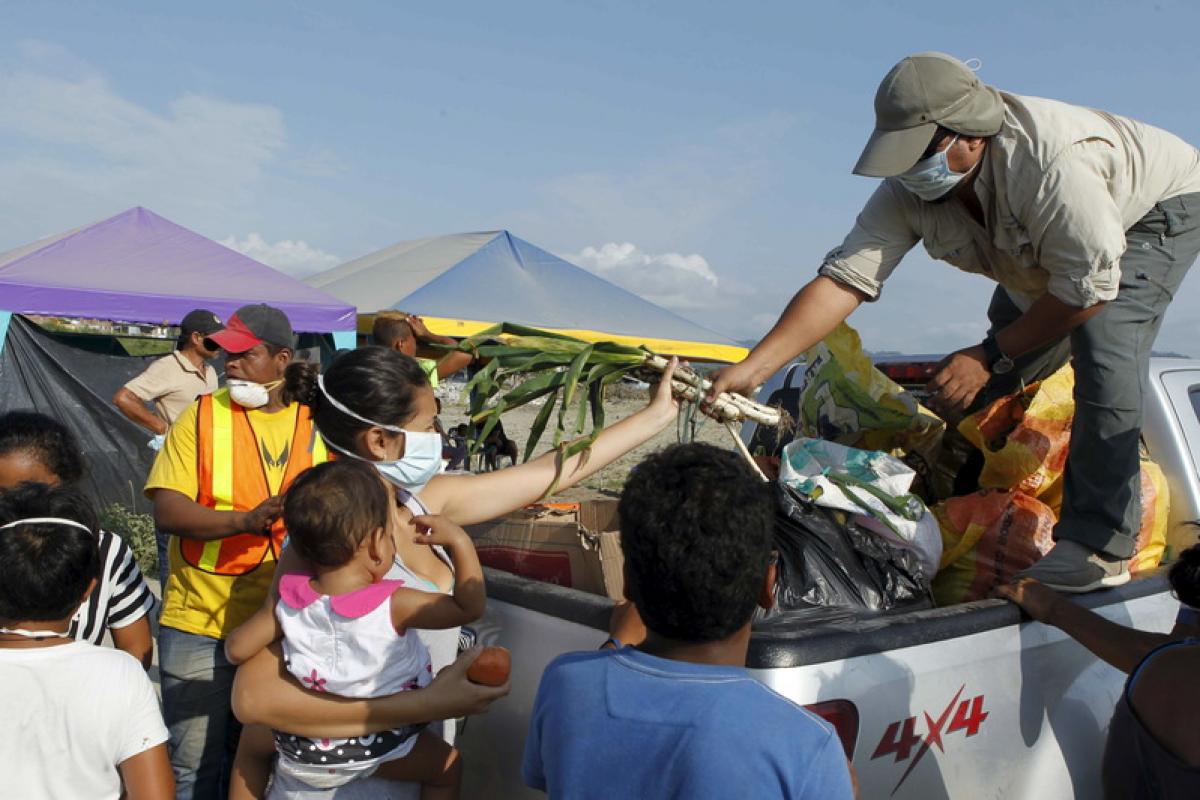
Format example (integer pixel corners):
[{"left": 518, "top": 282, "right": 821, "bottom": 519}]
[{"left": 357, "top": 313, "right": 749, "bottom": 364}]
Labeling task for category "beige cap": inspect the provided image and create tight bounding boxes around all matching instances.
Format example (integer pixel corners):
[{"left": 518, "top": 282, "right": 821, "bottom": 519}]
[{"left": 853, "top": 52, "right": 1005, "bottom": 177}]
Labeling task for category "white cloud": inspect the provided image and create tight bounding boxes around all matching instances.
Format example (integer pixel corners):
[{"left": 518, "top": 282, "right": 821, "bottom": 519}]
[
  {"left": 220, "top": 233, "right": 340, "bottom": 278},
  {"left": 571, "top": 242, "right": 722, "bottom": 312},
  {"left": 566, "top": 241, "right": 787, "bottom": 342},
  {"left": 0, "top": 40, "right": 289, "bottom": 245}
]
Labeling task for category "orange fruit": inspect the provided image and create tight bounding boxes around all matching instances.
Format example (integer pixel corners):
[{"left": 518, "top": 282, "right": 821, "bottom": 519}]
[{"left": 467, "top": 646, "right": 511, "bottom": 686}]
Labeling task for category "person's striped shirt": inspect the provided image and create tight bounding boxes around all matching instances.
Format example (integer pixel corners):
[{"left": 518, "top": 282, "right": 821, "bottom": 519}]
[{"left": 69, "top": 530, "right": 155, "bottom": 645}]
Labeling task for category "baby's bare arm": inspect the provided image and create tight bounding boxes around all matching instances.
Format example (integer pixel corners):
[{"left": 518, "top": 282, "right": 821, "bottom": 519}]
[
  {"left": 225, "top": 599, "right": 282, "bottom": 665},
  {"left": 391, "top": 514, "right": 485, "bottom": 631}
]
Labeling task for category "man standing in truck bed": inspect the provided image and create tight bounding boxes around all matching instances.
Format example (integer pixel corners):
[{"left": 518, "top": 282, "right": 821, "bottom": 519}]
[{"left": 711, "top": 51, "right": 1200, "bottom": 593}]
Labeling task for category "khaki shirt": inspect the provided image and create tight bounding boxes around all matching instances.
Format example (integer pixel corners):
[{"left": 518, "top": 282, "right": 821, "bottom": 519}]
[
  {"left": 820, "top": 92, "right": 1200, "bottom": 308},
  {"left": 123, "top": 351, "right": 219, "bottom": 425}
]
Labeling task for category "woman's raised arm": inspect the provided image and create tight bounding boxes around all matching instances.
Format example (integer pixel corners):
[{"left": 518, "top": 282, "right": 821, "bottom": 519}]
[{"left": 423, "top": 359, "right": 681, "bottom": 525}]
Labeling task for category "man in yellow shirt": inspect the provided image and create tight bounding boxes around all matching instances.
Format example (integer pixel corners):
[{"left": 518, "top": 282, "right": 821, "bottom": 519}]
[{"left": 147, "top": 303, "right": 328, "bottom": 798}]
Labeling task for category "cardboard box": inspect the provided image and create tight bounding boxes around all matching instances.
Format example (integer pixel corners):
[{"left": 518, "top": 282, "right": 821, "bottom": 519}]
[{"left": 466, "top": 500, "right": 625, "bottom": 600}]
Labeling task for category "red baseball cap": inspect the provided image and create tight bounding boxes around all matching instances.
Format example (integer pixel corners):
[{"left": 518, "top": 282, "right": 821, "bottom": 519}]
[{"left": 206, "top": 304, "right": 294, "bottom": 354}]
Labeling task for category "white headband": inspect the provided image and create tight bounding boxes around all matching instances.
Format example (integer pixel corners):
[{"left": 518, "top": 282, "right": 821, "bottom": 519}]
[
  {"left": 316, "top": 373, "right": 404, "bottom": 433},
  {"left": 0, "top": 517, "right": 93, "bottom": 534}
]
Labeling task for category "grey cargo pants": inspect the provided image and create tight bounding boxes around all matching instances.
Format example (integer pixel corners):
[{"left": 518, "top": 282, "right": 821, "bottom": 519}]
[{"left": 983, "top": 193, "right": 1200, "bottom": 559}]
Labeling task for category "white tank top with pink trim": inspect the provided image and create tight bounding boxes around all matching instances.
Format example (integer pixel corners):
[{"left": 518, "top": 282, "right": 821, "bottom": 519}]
[{"left": 277, "top": 574, "right": 433, "bottom": 699}]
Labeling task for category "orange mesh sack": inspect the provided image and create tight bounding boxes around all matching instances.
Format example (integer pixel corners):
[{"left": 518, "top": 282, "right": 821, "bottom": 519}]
[
  {"left": 932, "top": 490, "right": 1056, "bottom": 605},
  {"left": 957, "top": 364, "right": 1074, "bottom": 507}
]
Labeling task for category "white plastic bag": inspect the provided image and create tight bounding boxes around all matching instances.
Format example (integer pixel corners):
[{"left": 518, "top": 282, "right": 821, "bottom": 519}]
[{"left": 779, "top": 438, "right": 943, "bottom": 579}]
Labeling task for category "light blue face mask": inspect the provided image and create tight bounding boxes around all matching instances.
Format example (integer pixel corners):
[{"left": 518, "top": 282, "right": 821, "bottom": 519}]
[
  {"left": 316, "top": 374, "right": 445, "bottom": 494},
  {"left": 896, "top": 135, "right": 967, "bottom": 201}
]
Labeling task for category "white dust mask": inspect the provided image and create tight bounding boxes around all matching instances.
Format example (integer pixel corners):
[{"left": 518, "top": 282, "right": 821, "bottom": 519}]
[
  {"left": 228, "top": 378, "right": 282, "bottom": 409},
  {"left": 897, "top": 135, "right": 970, "bottom": 201},
  {"left": 316, "top": 374, "right": 445, "bottom": 493}
]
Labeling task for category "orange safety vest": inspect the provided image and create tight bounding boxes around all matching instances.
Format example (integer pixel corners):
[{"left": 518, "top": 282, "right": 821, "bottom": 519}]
[{"left": 180, "top": 388, "right": 327, "bottom": 576}]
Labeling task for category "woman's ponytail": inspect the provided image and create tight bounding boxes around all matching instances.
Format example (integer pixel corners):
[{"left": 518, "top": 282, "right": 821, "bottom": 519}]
[{"left": 282, "top": 361, "right": 321, "bottom": 408}]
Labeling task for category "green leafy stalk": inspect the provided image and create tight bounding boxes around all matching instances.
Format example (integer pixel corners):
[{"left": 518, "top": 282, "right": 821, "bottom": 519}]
[
  {"left": 524, "top": 393, "right": 558, "bottom": 462},
  {"left": 555, "top": 344, "right": 593, "bottom": 447}
]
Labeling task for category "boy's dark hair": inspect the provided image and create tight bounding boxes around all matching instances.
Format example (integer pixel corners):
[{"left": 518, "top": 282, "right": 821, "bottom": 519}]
[
  {"left": 618, "top": 443, "right": 775, "bottom": 643},
  {"left": 0, "top": 482, "right": 100, "bottom": 621},
  {"left": 283, "top": 460, "right": 390, "bottom": 568},
  {"left": 1170, "top": 543, "right": 1200, "bottom": 609},
  {"left": 372, "top": 312, "right": 415, "bottom": 349},
  {"left": 0, "top": 411, "right": 86, "bottom": 484}
]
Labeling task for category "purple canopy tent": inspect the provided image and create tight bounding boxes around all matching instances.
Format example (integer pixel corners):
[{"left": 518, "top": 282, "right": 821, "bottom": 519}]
[
  {"left": 0, "top": 206, "right": 355, "bottom": 347},
  {"left": 0, "top": 207, "right": 355, "bottom": 512}
]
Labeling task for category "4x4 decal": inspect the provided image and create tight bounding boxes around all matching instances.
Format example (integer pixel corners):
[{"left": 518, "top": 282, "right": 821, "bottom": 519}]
[{"left": 871, "top": 684, "right": 989, "bottom": 794}]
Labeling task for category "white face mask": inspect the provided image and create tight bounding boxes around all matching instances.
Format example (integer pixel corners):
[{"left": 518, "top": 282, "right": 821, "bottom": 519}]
[
  {"left": 228, "top": 378, "right": 282, "bottom": 409},
  {"left": 316, "top": 374, "right": 445, "bottom": 494},
  {"left": 0, "top": 626, "right": 70, "bottom": 640},
  {"left": 897, "top": 135, "right": 969, "bottom": 201}
]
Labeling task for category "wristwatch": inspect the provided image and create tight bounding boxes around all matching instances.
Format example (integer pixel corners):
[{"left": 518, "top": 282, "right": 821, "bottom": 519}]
[{"left": 981, "top": 334, "right": 1015, "bottom": 375}]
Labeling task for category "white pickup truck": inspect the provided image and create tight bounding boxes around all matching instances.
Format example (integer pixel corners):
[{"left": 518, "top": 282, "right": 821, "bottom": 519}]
[{"left": 459, "top": 358, "right": 1200, "bottom": 799}]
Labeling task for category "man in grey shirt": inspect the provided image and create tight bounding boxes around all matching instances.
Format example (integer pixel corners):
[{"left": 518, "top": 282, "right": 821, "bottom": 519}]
[{"left": 712, "top": 52, "right": 1200, "bottom": 593}]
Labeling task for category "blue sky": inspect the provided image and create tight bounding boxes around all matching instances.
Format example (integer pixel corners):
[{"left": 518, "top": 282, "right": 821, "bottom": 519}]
[{"left": 3, "top": 0, "right": 1199, "bottom": 353}]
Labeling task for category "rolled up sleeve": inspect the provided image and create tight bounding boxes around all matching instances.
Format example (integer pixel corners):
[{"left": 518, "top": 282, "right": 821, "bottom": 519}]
[
  {"left": 1027, "top": 142, "right": 1126, "bottom": 307},
  {"left": 818, "top": 180, "right": 920, "bottom": 301}
]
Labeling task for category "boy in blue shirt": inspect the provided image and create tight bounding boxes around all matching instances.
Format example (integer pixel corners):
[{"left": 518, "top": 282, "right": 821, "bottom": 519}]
[{"left": 522, "top": 443, "right": 856, "bottom": 799}]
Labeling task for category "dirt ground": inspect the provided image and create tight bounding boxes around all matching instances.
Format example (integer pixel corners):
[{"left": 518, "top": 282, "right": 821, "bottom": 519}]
[{"left": 436, "top": 384, "right": 736, "bottom": 502}]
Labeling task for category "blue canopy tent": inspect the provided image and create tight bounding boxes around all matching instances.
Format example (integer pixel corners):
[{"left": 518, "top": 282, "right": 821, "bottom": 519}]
[{"left": 306, "top": 230, "right": 747, "bottom": 363}]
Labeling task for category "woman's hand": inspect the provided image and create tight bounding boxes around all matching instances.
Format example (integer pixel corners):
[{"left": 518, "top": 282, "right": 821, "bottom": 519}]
[
  {"left": 996, "top": 577, "right": 1062, "bottom": 624},
  {"left": 646, "top": 356, "right": 682, "bottom": 426},
  {"left": 427, "top": 647, "right": 511, "bottom": 717}
]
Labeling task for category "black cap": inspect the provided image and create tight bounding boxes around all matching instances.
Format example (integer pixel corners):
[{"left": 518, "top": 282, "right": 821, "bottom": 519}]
[
  {"left": 206, "top": 303, "right": 295, "bottom": 353},
  {"left": 179, "top": 309, "right": 224, "bottom": 336}
]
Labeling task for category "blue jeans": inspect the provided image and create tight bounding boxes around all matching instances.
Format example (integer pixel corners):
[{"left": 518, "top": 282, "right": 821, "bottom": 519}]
[
  {"left": 156, "top": 529, "right": 170, "bottom": 588},
  {"left": 159, "top": 625, "right": 241, "bottom": 800}
]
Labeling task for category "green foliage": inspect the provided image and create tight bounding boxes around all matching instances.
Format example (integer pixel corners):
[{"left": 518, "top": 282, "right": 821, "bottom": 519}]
[
  {"left": 118, "top": 337, "right": 174, "bottom": 356},
  {"left": 445, "top": 323, "right": 648, "bottom": 461},
  {"left": 99, "top": 503, "right": 157, "bottom": 577}
]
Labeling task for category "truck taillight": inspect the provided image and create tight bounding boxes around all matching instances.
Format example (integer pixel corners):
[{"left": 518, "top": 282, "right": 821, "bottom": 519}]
[
  {"left": 805, "top": 699, "right": 859, "bottom": 760},
  {"left": 878, "top": 363, "right": 937, "bottom": 384}
]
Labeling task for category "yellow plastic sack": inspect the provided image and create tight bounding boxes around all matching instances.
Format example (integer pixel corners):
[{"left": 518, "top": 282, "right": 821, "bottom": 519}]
[
  {"left": 957, "top": 364, "right": 1074, "bottom": 506},
  {"left": 932, "top": 490, "right": 1056, "bottom": 605},
  {"left": 1132, "top": 459, "right": 1169, "bottom": 574},
  {"left": 799, "top": 322, "right": 944, "bottom": 469},
  {"left": 957, "top": 361, "right": 1168, "bottom": 575}
]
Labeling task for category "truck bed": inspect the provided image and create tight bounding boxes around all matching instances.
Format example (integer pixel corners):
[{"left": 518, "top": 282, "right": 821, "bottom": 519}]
[{"left": 482, "top": 565, "right": 1170, "bottom": 670}]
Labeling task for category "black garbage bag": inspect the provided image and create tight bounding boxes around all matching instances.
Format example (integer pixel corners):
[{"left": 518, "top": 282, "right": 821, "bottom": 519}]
[
  {"left": 764, "top": 484, "right": 932, "bottom": 618},
  {"left": 746, "top": 363, "right": 804, "bottom": 459}
]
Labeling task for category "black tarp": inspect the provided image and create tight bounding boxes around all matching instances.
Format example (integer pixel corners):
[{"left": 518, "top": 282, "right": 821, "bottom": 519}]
[
  {"left": 0, "top": 316, "right": 162, "bottom": 511},
  {"left": 0, "top": 316, "right": 335, "bottom": 513}
]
